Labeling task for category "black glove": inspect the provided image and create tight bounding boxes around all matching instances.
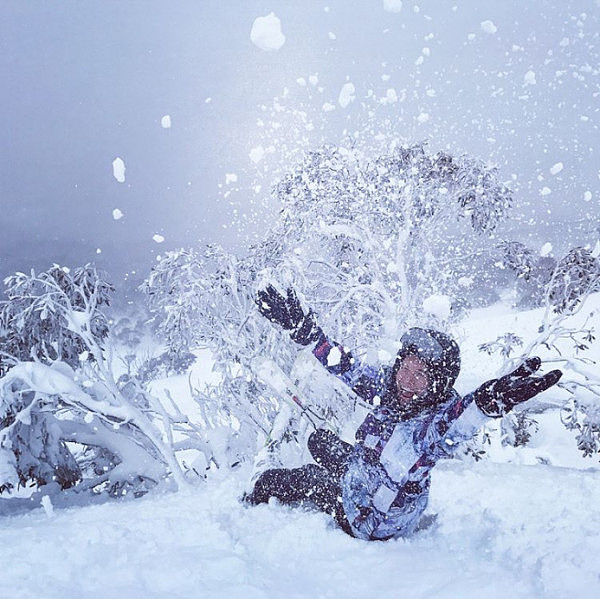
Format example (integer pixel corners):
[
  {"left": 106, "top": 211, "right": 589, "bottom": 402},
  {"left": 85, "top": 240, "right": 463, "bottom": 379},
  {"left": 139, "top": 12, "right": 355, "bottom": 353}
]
[
  {"left": 256, "top": 285, "right": 323, "bottom": 346},
  {"left": 473, "top": 357, "right": 562, "bottom": 417}
]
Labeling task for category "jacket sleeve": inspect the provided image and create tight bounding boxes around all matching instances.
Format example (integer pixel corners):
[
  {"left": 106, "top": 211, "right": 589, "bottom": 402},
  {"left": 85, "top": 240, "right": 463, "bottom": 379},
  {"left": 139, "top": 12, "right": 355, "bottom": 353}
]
[
  {"left": 424, "top": 391, "right": 489, "bottom": 459},
  {"left": 311, "top": 333, "right": 384, "bottom": 405}
]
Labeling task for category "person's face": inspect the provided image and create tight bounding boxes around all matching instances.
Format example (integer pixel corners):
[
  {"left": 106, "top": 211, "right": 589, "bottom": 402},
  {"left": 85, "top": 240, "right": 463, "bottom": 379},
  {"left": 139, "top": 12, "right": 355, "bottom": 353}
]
[{"left": 395, "top": 355, "right": 430, "bottom": 404}]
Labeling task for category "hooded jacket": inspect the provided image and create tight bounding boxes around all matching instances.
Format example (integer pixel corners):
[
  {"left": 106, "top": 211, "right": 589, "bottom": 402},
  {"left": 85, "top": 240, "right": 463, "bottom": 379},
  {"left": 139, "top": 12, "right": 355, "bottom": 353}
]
[{"left": 311, "top": 331, "right": 487, "bottom": 540}]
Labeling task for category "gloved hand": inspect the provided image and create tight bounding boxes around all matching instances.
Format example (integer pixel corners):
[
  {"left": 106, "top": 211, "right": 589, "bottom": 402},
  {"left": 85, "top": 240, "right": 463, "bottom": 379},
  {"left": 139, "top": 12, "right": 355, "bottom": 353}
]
[
  {"left": 473, "top": 357, "right": 562, "bottom": 417},
  {"left": 256, "top": 285, "right": 323, "bottom": 346}
]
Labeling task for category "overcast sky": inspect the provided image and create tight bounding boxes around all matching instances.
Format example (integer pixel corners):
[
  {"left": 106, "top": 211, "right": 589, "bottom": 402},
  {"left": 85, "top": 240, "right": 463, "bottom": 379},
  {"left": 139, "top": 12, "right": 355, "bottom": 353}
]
[{"left": 1, "top": 1, "right": 598, "bottom": 290}]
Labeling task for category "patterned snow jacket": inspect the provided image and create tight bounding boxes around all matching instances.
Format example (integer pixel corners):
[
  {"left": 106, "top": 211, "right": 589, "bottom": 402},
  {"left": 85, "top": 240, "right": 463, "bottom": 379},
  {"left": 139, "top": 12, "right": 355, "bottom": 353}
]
[{"left": 312, "top": 335, "right": 488, "bottom": 541}]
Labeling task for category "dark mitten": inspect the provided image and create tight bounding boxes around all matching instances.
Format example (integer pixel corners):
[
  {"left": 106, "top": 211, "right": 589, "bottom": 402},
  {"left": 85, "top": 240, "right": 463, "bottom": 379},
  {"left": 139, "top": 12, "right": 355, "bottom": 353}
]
[
  {"left": 473, "top": 357, "right": 562, "bottom": 417},
  {"left": 256, "top": 285, "right": 323, "bottom": 346}
]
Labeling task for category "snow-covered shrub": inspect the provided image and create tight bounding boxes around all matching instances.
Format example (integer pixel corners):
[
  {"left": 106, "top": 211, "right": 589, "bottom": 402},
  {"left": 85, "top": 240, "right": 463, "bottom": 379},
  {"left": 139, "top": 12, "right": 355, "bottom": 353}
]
[
  {"left": 144, "top": 245, "right": 302, "bottom": 469},
  {"left": 476, "top": 247, "right": 600, "bottom": 459},
  {"left": 0, "top": 362, "right": 176, "bottom": 498},
  {"left": 142, "top": 249, "right": 204, "bottom": 365},
  {"left": 496, "top": 241, "right": 557, "bottom": 309},
  {"left": 0, "top": 264, "right": 112, "bottom": 369},
  {"left": 0, "top": 265, "right": 188, "bottom": 503},
  {"left": 548, "top": 247, "right": 600, "bottom": 313}
]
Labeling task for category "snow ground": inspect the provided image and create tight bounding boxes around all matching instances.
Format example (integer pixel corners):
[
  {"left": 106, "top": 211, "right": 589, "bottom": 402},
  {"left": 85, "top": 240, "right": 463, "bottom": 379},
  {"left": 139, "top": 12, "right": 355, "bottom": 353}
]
[
  {"left": 1, "top": 296, "right": 599, "bottom": 598},
  {"left": 1, "top": 461, "right": 599, "bottom": 599}
]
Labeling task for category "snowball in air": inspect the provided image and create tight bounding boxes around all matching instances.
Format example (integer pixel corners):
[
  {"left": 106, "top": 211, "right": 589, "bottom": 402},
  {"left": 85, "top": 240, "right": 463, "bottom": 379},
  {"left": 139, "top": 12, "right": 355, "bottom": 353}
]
[
  {"left": 249, "top": 146, "right": 265, "bottom": 164},
  {"left": 540, "top": 243, "right": 553, "bottom": 257},
  {"left": 153, "top": 234, "right": 165, "bottom": 243},
  {"left": 250, "top": 13, "right": 285, "bottom": 51},
  {"left": 338, "top": 82, "right": 356, "bottom": 108},
  {"left": 583, "top": 191, "right": 592, "bottom": 201},
  {"left": 161, "top": 115, "right": 172, "bottom": 128},
  {"left": 385, "top": 88, "right": 398, "bottom": 103},
  {"left": 422, "top": 294, "right": 452, "bottom": 320},
  {"left": 524, "top": 70, "right": 537, "bottom": 85},
  {"left": 550, "top": 162, "right": 563, "bottom": 175},
  {"left": 480, "top": 20, "right": 497, "bottom": 34},
  {"left": 112, "top": 208, "right": 124, "bottom": 220},
  {"left": 225, "top": 173, "right": 238, "bottom": 184},
  {"left": 417, "top": 112, "right": 430, "bottom": 123},
  {"left": 112, "top": 157, "right": 126, "bottom": 183},
  {"left": 383, "top": 0, "right": 403, "bottom": 12}
]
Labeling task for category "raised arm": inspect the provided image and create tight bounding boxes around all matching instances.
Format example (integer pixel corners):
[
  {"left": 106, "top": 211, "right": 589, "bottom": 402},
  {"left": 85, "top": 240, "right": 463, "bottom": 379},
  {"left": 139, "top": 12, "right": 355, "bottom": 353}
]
[
  {"left": 256, "top": 285, "right": 382, "bottom": 403},
  {"left": 426, "top": 357, "right": 563, "bottom": 459}
]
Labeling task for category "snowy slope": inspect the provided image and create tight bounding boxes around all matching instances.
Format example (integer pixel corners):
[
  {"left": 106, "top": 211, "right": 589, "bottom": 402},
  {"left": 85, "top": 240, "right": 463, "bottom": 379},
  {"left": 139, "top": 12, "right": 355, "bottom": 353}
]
[{"left": 1, "top": 296, "right": 599, "bottom": 599}]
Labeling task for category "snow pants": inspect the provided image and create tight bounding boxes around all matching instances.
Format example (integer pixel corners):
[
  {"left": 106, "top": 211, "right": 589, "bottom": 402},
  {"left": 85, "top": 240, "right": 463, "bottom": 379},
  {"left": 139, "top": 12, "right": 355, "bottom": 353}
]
[{"left": 245, "top": 429, "right": 355, "bottom": 536}]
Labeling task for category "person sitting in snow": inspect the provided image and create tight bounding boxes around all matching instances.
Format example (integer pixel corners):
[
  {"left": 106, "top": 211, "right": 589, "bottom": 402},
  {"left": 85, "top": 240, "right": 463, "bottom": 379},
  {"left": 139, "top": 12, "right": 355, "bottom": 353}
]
[{"left": 244, "top": 286, "right": 563, "bottom": 541}]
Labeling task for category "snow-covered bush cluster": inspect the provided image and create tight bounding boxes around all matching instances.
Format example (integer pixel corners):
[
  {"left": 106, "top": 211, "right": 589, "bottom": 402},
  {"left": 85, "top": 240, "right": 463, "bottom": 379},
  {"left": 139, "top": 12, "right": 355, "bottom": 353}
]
[
  {"left": 0, "top": 265, "right": 187, "bottom": 505},
  {"left": 143, "top": 143, "right": 517, "bottom": 469}
]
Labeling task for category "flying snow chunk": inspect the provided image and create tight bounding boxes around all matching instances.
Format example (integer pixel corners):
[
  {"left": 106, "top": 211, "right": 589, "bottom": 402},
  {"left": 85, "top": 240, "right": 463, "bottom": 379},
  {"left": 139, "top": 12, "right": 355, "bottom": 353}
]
[
  {"left": 328, "top": 32, "right": 336, "bottom": 40},
  {"left": 338, "top": 82, "right": 356, "bottom": 108},
  {"left": 480, "top": 20, "right": 497, "bottom": 34},
  {"left": 550, "top": 162, "right": 563, "bottom": 175},
  {"left": 249, "top": 145, "right": 265, "bottom": 164},
  {"left": 540, "top": 187, "right": 551, "bottom": 195},
  {"left": 422, "top": 295, "right": 451, "bottom": 320},
  {"left": 161, "top": 115, "right": 172, "bottom": 128},
  {"left": 153, "top": 234, "right": 165, "bottom": 244},
  {"left": 524, "top": 70, "right": 537, "bottom": 85},
  {"left": 383, "top": 0, "right": 403, "bottom": 12},
  {"left": 250, "top": 13, "right": 285, "bottom": 51},
  {"left": 540, "top": 243, "right": 553, "bottom": 257},
  {"left": 112, "top": 208, "right": 124, "bottom": 220},
  {"left": 583, "top": 191, "right": 592, "bottom": 202},
  {"left": 385, "top": 88, "right": 398, "bottom": 103},
  {"left": 225, "top": 173, "right": 238, "bottom": 184},
  {"left": 112, "top": 157, "right": 126, "bottom": 183},
  {"left": 322, "top": 102, "right": 336, "bottom": 112},
  {"left": 417, "top": 112, "right": 430, "bottom": 123}
]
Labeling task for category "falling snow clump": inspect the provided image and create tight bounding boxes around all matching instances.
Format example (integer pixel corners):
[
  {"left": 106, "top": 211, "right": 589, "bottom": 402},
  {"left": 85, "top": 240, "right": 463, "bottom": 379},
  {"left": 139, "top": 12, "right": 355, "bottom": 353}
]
[{"left": 250, "top": 13, "right": 285, "bottom": 51}]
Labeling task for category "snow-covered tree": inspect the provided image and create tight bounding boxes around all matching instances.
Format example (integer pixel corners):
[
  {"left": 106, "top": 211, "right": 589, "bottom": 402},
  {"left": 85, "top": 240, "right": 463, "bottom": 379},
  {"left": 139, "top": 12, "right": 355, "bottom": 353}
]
[{"left": 258, "top": 143, "right": 512, "bottom": 345}]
